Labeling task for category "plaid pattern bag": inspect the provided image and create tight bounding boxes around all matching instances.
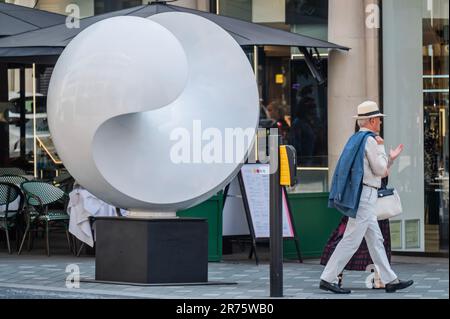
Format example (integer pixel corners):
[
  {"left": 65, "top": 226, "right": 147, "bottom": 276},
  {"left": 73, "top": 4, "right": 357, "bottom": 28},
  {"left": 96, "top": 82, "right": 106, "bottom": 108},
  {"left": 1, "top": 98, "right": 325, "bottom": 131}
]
[{"left": 320, "top": 216, "right": 392, "bottom": 271}]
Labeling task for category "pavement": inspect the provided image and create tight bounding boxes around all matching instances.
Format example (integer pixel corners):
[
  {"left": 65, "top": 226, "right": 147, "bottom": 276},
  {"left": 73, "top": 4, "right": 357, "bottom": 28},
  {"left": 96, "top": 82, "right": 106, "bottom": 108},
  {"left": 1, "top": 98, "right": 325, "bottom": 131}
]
[{"left": 0, "top": 246, "right": 448, "bottom": 299}]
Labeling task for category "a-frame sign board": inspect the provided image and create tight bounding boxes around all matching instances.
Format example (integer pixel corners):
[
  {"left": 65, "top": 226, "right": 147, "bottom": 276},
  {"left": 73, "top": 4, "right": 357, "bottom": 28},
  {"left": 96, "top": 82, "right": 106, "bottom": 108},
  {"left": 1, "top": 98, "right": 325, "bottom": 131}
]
[{"left": 222, "top": 163, "right": 303, "bottom": 265}]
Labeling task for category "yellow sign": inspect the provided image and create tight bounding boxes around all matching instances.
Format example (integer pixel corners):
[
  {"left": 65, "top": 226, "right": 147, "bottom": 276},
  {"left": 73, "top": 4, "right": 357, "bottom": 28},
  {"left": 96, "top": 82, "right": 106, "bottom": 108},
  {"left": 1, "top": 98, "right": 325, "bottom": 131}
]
[
  {"left": 280, "top": 146, "right": 290, "bottom": 185},
  {"left": 275, "top": 74, "right": 284, "bottom": 84},
  {"left": 280, "top": 145, "right": 296, "bottom": 186}
]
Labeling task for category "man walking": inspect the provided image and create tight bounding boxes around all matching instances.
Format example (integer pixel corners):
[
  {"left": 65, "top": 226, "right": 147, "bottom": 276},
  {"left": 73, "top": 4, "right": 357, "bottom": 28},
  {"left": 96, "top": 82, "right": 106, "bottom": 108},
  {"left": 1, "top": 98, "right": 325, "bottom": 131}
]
[{"left": 320, "top": 101, "right": 413, "bottom": 294}]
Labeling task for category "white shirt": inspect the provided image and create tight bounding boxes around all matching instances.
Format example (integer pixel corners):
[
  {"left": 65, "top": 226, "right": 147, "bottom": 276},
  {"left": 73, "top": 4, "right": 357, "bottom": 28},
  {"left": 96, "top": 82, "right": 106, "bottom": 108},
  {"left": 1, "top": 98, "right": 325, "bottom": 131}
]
[{"left": 360, "top": 128, "right": 392, "bottom": 188}]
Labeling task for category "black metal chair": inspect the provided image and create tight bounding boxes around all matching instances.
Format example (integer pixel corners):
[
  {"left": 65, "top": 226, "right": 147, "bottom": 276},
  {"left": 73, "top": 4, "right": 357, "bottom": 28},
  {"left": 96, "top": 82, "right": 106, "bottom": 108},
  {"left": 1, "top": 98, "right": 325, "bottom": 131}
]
[
  {"left": 0, "top": 175, "right": 28, "bottom": 249},
  {"left": 19, "top": 181, "right": 71, "bottom": 256},
  {"left": 0, "top": 182, "right": 24, "bottom": 253},
  {"left": 0, "top": 174, "right": 29, "bottom": 186},
  {"left": 0, "top": 167, "right": 26, "bottom": 176}
]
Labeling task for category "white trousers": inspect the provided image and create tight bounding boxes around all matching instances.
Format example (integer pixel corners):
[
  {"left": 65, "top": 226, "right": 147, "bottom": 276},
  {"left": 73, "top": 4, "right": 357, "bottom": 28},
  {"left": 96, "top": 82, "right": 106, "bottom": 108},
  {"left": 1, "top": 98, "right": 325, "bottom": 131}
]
[{"left": 321, "top": 186, "right": 398, "bottom": 285}]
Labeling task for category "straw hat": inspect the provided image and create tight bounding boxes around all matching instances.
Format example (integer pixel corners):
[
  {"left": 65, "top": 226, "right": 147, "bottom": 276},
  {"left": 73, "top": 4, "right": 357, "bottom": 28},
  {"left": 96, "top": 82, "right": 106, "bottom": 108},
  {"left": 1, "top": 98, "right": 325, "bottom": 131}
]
[{"left": 353, "top": 101, "right": 386, "bottom": 119}]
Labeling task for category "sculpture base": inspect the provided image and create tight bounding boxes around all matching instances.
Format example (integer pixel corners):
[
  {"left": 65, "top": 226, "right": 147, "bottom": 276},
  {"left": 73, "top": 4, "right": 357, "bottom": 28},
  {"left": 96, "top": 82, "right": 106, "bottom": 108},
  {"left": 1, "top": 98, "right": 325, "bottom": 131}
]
[
  {"left": 95, "top": 216, "right": 208, "bottom": 284},
  {"left": 127, "top": 210, "right": 177, "bottom": 218},
  {"left": 80, "top": 278, "right": 237, "bottom": 287}
]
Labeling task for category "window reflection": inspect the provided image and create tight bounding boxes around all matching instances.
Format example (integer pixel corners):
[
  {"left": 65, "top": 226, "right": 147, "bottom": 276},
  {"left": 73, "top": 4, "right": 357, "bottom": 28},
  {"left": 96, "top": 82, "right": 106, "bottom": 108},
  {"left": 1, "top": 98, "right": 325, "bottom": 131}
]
[
  {"left": 422, "top": 2, "right": 449, "bottom": 252},
  {"left": 94, "top": 0, "right": 142, "bottom": 14},
  {"left": 290, "top": 59, "right": 328, "bottom": 168},
  {"left": 286, "top": 0, "right": 328, "bottom": 25}
]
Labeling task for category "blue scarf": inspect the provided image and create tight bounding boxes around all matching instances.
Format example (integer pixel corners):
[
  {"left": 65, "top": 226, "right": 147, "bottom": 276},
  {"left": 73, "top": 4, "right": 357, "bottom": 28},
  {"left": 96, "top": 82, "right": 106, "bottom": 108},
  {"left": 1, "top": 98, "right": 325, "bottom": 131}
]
[{"left": 328, "top": 131, "right": 376, "bottom": 218}]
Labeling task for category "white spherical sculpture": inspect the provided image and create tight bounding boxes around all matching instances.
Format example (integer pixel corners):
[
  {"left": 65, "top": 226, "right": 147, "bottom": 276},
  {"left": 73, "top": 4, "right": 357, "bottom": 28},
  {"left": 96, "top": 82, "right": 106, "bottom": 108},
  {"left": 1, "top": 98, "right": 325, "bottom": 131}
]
[{"left": 47, "top": 13, "right": 259, "bottom": 213}]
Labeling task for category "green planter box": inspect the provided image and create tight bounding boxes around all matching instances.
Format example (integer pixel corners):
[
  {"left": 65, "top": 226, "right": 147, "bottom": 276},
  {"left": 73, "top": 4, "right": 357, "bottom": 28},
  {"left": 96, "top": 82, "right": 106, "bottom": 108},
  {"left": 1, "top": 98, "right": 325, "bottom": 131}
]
[
  {"left": 177, "top": 192, "right": 341, "bottom": 262},
  {"left": 284, "top": 192, "right": 342, "bottom": 259},
  {"left": 177, "top": 194, "right": 223, "bottom": 262}
]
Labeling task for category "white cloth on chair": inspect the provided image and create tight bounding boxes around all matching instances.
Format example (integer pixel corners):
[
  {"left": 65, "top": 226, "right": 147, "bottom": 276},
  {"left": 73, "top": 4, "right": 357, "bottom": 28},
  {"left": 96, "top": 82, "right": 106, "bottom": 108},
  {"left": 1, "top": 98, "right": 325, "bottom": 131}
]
[
  {"left": 68, "top": 187, "right": 127, "bottom": 247},
  {"left": 0, "top": 198, "right": 19, "bottom": 213}
]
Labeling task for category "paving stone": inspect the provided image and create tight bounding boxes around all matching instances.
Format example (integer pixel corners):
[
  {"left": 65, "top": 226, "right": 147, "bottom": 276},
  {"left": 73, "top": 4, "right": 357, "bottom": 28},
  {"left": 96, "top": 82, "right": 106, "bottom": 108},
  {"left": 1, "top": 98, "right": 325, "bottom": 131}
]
[
  {"left": 424, "top": 278, "right": 441, "bottom": 280},
  {"left": 0, "top": 253, "right": 447, "bottom": 299}
]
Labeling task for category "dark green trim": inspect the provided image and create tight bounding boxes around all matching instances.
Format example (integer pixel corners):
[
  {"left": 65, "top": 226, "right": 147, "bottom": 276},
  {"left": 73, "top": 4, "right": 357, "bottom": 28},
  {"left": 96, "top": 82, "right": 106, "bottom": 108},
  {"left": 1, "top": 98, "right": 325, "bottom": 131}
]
[{"left": 287, "top": 192, "right": 330, "bottom": 199}]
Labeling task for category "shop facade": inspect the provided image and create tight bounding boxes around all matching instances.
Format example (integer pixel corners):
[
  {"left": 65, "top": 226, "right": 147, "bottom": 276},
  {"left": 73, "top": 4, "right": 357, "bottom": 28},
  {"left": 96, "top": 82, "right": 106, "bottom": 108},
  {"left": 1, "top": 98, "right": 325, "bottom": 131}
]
[{"left": 382, "top": 0, "right": 448, "bottom": 253}]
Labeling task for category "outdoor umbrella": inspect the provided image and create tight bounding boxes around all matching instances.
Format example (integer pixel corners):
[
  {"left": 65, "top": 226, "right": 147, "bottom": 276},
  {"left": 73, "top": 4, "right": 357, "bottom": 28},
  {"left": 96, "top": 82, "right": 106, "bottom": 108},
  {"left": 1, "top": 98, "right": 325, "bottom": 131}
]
[
  {"left": 0, "top": 2, "right": 66, "bottom": 38},
  {"left": 0, "top": 1, "right": 347, "bottom": 176},
  {"left": 0, "top": 1, "right": 348, "bottom": 64}
]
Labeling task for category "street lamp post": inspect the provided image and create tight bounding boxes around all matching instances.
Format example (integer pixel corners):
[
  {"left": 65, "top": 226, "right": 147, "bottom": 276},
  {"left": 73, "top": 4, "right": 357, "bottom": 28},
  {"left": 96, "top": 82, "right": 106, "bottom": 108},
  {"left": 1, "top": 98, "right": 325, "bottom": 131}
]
[{"left": 270, "top": 134, "right": 283, "bottom": 297}]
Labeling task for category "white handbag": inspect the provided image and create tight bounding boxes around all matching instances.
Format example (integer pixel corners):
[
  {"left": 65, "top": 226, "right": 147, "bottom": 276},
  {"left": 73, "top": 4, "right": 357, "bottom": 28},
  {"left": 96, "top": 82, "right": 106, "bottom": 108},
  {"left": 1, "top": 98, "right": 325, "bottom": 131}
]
[{"left": 375, "top": 188, "right": 402, "bottom": 220}]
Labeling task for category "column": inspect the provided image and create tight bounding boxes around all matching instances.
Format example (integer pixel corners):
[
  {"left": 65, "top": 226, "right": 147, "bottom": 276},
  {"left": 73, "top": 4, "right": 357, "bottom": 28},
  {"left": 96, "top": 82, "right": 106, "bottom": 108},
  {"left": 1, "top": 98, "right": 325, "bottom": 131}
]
[{"left": 327, "top": 0, "right": 380, "bottom": 184}]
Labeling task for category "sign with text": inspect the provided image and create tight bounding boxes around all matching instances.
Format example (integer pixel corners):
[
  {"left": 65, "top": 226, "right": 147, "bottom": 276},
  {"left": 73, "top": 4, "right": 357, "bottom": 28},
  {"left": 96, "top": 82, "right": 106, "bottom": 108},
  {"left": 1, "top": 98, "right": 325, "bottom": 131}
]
[{"left": 240, "top": 164, "right": 295, "bottom": 238}]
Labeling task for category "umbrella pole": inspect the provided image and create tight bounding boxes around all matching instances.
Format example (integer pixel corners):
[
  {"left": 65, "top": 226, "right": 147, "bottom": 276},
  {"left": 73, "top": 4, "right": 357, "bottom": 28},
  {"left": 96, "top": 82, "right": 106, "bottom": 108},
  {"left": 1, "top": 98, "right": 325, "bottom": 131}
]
[
  {"left": 19, "top": 67, "right": 26, "bottom": 159},
  {"left": 252, "top": 45, "right": 259, "bottom": 162},
  {"left": 215, "top": 0, "right": 220, "bottom": 14},
  {"left": 0, "top": 64, "right": 8, "bottom": 166},
  {"left": 32, "top": 63, "right": 37, "bottom": 179},
  {"left": 253, "top": 45, "right": 258, "bottom": 84}
]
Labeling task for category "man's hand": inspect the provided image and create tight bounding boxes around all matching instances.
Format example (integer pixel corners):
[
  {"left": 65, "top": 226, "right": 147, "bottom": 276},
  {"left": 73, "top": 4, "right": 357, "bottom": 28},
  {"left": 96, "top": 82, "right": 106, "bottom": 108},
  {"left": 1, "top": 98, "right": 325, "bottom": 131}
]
[
  {"left": 375, "top": 136, "right": 384, "bottom": 145},
  {"left": 389, "top": 144, "right": 404, "bottom": 161}
]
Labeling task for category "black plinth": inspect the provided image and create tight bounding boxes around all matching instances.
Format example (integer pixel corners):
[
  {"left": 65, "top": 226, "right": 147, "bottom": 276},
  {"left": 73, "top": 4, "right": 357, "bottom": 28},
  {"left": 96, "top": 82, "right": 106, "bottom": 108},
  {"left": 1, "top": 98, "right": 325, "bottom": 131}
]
[{"left": 95, "top": 217, "right": 208, "bottom": 284}]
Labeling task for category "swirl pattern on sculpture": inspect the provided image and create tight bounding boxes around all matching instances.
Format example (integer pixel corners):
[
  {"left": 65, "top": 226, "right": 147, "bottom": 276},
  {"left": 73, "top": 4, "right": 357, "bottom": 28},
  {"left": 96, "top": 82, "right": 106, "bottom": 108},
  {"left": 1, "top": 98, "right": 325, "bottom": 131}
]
[{"left": 48, "top": 13, "right": 259, "bottom": 212}]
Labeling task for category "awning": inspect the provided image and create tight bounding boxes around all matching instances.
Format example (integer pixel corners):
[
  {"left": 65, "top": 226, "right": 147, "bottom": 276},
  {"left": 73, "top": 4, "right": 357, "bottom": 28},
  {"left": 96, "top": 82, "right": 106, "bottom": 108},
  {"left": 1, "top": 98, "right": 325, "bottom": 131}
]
[
  {"left": 0, "top": 2, "right": 348, "bottom": 63},
  {"left": 0, "top": 2, "right": 66, "bottom": 38}
]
